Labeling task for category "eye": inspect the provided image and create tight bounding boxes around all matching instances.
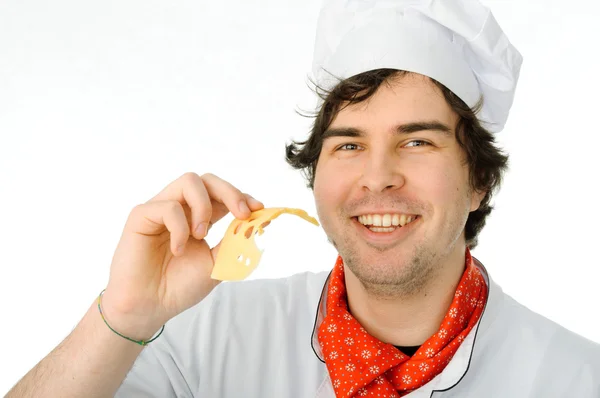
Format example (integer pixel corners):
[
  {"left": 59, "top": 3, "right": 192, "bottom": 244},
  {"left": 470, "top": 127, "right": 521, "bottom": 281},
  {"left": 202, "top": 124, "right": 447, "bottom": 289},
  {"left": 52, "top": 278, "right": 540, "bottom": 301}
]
[
  {"left": 404, "top": 140, "right": 431, "bottom": 148},
  {"left": 336, "top": 143, "right": 361, "bottom": 151}
]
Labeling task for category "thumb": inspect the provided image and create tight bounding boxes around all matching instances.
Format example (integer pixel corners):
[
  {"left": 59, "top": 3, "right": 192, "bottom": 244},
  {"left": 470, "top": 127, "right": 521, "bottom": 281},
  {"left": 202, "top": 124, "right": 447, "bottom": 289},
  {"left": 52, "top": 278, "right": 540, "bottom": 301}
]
[
  {"left": 209, "top": 239, "right": 223, "bottom": 281},
  {"left": 210, "top": 239, "right": 222, "bottom": 263}
]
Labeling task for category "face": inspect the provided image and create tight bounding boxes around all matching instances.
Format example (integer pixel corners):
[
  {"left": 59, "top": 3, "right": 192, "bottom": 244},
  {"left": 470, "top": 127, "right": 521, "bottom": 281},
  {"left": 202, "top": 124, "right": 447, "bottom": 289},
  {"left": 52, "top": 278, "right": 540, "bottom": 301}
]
[{"left": 313, "top": 73, "right": 485, "bottom": 295}]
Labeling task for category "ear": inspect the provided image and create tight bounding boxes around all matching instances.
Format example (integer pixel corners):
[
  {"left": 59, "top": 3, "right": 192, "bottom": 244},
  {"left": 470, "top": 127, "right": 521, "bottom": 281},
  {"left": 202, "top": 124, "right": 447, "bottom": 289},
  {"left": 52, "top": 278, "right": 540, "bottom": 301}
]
[{"left": 470, "top": 189, "right": 487, "bottom": 212}]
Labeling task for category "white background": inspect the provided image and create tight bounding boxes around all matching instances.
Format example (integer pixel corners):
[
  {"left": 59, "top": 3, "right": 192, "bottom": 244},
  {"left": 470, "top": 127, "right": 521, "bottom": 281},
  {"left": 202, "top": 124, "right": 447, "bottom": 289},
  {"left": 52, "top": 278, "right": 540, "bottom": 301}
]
[{"left": 1, "top": 0, "right": 599, "bottom": 394}]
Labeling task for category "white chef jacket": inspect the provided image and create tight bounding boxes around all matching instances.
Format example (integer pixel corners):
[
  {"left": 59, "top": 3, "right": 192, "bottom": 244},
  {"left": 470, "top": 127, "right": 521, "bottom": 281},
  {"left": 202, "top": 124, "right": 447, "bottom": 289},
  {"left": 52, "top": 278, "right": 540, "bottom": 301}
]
[{"left": 114, "top": 259, "right": 600, "bottom": 397}]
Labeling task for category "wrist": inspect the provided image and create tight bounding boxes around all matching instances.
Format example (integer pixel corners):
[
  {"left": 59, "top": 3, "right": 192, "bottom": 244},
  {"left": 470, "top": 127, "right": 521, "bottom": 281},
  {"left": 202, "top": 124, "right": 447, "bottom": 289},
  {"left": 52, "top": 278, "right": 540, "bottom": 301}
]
[{"left": 98, "top": 290, "right": 164, "bottom": 343}]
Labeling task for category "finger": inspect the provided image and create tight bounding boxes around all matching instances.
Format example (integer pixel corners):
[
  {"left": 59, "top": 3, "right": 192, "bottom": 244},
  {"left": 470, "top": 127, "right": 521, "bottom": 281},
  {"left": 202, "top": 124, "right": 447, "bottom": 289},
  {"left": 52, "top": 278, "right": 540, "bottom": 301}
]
[
  {"left": 149, "top": 172, "right": 213, "bottom": 240},
  {"left": 199, "top": 173, "right": 255, "bottom": 221},
  {"left": 243, "top": 193, "right": 264, "bottom": 211},
  {"left": 128, "top": 200, "right": 190, "bottom": 257},
  {"left": 208, "top": 192, "right": 264, "bottom": 228},
  {"left": 148, "top": 172, "right": 262, "bottom": 241}
]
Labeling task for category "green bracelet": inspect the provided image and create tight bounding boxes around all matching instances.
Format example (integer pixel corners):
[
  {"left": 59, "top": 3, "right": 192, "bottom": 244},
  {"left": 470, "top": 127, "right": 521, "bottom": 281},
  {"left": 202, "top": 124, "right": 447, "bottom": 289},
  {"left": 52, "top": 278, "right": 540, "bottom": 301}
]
[{"left": 97, "top": 289, "right": 165, "bottom": 346}]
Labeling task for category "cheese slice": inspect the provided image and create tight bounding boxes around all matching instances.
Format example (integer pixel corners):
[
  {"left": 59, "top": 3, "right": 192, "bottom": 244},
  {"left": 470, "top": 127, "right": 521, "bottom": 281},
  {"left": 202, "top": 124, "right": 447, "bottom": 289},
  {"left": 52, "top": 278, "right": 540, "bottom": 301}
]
[{"left": 210, "top": 207, "right": 320, "bottom": 281}]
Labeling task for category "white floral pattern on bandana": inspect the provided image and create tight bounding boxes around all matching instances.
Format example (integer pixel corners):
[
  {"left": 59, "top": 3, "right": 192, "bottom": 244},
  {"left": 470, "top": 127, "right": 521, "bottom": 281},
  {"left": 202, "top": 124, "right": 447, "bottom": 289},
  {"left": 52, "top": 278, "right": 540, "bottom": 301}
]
[{"left": 317, "top": 248, "right": 487, "bottom": 397}]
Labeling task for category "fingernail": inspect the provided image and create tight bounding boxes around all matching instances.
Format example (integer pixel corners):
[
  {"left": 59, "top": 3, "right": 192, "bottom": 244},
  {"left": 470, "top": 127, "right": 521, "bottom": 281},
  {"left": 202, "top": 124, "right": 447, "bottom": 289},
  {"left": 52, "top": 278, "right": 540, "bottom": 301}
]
[
  {"left": 239, "top": 200, "right": 250, "bottom": 214},
  {"left": 196, "top": 222, "right": 208, "bottom": 237}
]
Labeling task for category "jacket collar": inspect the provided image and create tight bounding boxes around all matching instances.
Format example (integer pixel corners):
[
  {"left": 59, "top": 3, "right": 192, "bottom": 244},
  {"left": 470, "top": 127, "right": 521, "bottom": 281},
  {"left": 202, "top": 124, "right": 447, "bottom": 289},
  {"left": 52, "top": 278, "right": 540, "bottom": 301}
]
[{"left": 311, "top": 256, "right": 504, "bottom": 394}]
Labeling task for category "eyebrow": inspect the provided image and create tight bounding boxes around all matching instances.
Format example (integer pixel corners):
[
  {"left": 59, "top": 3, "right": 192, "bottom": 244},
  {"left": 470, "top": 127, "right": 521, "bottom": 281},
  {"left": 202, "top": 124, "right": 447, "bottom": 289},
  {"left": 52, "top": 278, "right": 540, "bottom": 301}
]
[{"left": 322, "top": 121, "right": 453, "bottom": 140}]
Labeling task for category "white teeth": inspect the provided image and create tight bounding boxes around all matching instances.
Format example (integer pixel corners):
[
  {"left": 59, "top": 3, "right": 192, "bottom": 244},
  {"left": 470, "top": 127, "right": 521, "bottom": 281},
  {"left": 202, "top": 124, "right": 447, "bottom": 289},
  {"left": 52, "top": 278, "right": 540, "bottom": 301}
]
[
  {"left": 382, "top": 214, "right": 392, "bottom": 227},
  {"left": 357, "top": 213, "right": 418, "bottom": 229},
  {"left": 369, "top": 226, "right": 396, "bottom": 233},
  {"left": 372, "top": 214, "right": 382, "bottom": 227}
]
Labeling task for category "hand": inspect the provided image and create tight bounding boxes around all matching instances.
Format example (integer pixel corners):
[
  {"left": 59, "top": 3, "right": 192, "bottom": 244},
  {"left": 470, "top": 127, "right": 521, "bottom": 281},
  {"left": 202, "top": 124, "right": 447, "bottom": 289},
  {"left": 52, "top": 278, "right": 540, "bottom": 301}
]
[{"left": 100, "top": 172, "right": 264, "bottom": 339}]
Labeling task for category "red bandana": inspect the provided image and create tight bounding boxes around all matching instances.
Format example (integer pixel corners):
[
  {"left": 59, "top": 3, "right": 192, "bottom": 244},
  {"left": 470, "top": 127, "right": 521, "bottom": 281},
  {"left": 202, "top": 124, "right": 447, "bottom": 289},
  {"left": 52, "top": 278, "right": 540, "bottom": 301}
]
[{"left": 317, "top": 248, "right": 487, "bottom": 397}]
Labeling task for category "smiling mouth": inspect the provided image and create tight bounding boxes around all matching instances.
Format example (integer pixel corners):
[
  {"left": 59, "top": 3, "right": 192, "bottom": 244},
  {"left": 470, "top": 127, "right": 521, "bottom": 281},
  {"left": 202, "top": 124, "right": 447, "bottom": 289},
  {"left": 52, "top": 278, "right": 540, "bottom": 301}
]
[{"left": 353, "top": 214, "right": 420, "bottom": 233}]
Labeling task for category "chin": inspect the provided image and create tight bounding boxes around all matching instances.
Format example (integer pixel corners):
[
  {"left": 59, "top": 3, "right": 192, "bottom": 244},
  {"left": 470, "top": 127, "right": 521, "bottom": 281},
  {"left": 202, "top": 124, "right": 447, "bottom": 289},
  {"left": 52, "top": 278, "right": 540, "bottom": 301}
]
[{"left": 343, "top": 241, "right": 436, "bottom": 289}]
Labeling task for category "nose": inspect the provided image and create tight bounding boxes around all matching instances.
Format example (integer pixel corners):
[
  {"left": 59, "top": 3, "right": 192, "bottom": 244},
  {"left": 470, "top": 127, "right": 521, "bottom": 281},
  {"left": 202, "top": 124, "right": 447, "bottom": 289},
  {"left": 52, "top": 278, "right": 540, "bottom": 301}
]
[{"left": 359, "top": 149, "right": 405, "bottom": 193}]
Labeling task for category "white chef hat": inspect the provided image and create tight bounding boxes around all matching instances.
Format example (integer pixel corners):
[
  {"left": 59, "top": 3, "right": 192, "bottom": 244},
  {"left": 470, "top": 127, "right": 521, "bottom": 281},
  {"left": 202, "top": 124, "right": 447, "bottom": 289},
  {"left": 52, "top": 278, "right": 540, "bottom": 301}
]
[{"left": 311, "top": 0, "right": 523, "bottom": 133}]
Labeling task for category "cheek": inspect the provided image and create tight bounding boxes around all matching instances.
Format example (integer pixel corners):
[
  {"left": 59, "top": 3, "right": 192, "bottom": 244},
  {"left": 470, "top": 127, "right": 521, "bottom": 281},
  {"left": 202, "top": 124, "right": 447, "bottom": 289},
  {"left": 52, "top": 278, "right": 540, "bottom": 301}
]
[
  {"left": 413, "top": 159, "right": 467, "bottom": 206},
  {"left": 314, "top": 159, "right": 354, "bottom": 213}
]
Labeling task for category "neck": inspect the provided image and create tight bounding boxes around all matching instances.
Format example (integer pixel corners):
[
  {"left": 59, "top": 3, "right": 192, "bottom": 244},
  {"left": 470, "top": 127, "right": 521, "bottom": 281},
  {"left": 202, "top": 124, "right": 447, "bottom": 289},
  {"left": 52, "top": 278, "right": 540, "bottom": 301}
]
[{"left": 344, "top": 244, "right": 467, "bottom": 347}]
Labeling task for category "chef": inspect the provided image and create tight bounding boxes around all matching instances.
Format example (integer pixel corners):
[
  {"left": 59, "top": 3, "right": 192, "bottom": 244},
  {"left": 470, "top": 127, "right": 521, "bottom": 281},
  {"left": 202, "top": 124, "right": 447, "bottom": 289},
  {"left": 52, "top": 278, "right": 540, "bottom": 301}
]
[
  {"left": 115, "top": 1, "right": 600, "bottom": 396},
  {"left": 7, "top": 0, "right": 600, "bottom": 397}
]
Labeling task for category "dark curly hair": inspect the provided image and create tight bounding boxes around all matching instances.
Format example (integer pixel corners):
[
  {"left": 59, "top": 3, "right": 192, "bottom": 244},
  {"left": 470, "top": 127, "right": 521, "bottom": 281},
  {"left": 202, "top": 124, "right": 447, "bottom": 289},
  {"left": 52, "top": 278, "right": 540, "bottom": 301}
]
[{"left": 285, "top": 69, "right": 509, "bottom": 249}]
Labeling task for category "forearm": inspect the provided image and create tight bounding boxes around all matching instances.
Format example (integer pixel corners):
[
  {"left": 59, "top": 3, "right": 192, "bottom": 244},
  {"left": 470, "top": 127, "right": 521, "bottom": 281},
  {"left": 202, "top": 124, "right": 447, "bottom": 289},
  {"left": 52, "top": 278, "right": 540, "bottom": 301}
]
[{"left": 6, "top": 297, "right": 151, "bottom": 398}]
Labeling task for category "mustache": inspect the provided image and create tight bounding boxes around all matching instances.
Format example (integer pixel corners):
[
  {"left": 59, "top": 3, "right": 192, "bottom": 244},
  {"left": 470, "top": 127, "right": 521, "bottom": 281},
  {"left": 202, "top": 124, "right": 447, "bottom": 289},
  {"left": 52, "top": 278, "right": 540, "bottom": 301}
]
[{"left": 341, "top": 196, "right": 427, "bottom": 216}]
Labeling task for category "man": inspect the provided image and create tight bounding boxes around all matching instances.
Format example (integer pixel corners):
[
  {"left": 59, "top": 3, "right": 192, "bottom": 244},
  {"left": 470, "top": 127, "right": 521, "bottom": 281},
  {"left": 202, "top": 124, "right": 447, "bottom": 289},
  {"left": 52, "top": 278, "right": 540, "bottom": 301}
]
[{"left": 7, "top": 0, "right": 600, "bottom": 397}]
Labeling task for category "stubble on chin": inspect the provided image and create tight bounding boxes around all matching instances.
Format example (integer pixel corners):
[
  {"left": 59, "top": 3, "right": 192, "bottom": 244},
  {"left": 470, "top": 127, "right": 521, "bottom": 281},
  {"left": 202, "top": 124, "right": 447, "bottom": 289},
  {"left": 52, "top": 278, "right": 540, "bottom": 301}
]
[{"left": 329, "top": 235, "right": 438, "bottom": 300}]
